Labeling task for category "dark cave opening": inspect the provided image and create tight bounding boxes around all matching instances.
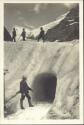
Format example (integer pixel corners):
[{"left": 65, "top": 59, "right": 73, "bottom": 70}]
[{"left": 32, "top": 73, "right": 57, "bottom": 103}]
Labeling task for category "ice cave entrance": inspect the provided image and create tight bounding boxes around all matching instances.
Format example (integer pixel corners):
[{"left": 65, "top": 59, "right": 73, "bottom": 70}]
[{"left": 32, "top": 73, "right": 57, "bottom": 103}]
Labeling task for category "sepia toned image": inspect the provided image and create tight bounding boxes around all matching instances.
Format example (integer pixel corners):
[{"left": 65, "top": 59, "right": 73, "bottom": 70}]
[{"left": 3, "top": 1, "right": 82, "bottom": 122}]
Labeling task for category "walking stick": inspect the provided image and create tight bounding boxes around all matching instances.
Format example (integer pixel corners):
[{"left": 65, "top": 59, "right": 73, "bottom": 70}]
[
  {"left": 6, "top": 91, "right": 20, "bottom": 103},
  {"left": 17, "top": 34, "right": 21, "bottom": 41}
]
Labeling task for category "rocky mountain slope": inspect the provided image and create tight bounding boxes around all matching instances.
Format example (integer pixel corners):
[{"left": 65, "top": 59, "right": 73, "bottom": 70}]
[
  {"left": 4, "top": 27, "right": 12, "bottom": 41},
  {"left": 31, "top": 12, "right": 68, "bottom": 38},
  {"left": 45, "top": 5, "right": 79, "bottom": 42}
]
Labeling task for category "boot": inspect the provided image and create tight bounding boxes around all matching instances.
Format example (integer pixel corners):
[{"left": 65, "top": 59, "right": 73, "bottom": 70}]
[
  {"left": 28, "top": 99, "right": 33, "bottom": 107},
  {"left": 21, "top": 107, "right": 25, "bottom": 109}
]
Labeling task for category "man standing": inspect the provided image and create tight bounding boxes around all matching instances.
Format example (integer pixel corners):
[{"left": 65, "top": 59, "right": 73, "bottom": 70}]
[
  {"left": 20, "top": 76, "right": 33, "bottom": 109},
  {"left": 12, "top": 28, "right": 16, "bottom": 42},
  {"left": 38, "top": 27, "right": 45, "bottom": 42},
  {"left": 21, "top": 28, "right": 26, "bottom": 41}
]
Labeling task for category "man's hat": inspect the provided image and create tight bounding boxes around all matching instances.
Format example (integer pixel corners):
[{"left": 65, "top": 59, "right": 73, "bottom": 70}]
[
  {"left": 13, "top": 28, "right": 15, "bottom": 30},
  {"left": 40, "top": 27, "right": 43, "bottom": 30},
  {"left": 22, "top": 76, "right": 27, "bottom": 80}
]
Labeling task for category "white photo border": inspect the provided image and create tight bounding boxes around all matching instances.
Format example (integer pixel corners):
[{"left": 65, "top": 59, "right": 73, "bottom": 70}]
[{"left": 0, "top": 0, "right": 83, "bottom": 124}]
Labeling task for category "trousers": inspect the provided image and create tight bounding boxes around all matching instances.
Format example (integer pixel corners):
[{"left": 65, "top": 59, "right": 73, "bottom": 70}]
[
  {"left": 20, "top": 92, "right": 33, "bottom": 109},
  {"left": 12, "top": 36, "right": 16, "bottom": 42}
]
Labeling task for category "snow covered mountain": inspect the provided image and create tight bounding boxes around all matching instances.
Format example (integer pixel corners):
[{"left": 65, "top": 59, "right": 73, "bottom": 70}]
[
  {"left": 9, "top": 12, "right": 68, "bottom": 41},
  {"left": 31, "top": 12, "right": 69, "bottom": 38},
  {"left": 30, "top": 5, "right": 79, "bottom": 42},
  {"left": 45, "top": 5, "right": 79, "bottom": 42},
  {"left": 4, "top": 5, "right": 79, "bottom": 43}
]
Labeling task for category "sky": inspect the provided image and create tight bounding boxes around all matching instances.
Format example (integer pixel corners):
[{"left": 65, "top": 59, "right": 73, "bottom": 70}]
[{"left": 4, "top": 3, "right": 75, "bottom": 32}]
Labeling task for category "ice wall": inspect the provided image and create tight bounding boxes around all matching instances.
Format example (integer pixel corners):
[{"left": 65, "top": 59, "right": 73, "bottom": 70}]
[{"left": 4, "top": 40, "right": 79, "bottom": 119}]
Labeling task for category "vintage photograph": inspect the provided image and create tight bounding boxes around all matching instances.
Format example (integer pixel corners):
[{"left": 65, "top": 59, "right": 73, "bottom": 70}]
[{"left": 4, "top": 2, "right": 80, "bottom": 121}]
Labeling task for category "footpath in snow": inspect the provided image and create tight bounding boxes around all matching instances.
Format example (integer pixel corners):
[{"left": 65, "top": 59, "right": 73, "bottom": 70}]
[{"left": 6, "top": 103, "right": 52, "bottom": 120}]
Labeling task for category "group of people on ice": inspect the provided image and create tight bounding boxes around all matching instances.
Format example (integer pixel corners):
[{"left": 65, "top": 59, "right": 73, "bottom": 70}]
[
  {"left": 12, "top": 27, "right": 45, "bottom": 42},
  {"left": 12, "top": 28, "right": 26, "bottom": 42}
]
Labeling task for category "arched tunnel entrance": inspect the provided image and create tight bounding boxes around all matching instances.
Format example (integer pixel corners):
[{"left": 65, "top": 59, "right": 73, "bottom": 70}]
[{"left": 32, "top": 73, "right": 57, "bottom": 103}]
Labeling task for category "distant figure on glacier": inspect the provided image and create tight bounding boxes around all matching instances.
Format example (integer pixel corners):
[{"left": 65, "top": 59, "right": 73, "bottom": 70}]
[
  {"left": 21, "top": 28, "right": 26, "bottom": 41},
  {"left": 12, "top": 28, "right": 16, "bottom": 42},
  {"left": 38, "top": 27, "right": 45, "bottom": 42},
  {"left": 20, "top": 76, "right": 33, "bottom": 109}
]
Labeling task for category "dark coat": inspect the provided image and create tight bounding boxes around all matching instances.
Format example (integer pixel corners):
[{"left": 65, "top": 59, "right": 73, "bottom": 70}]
[
  {"left": 39, "top": 30, "right": 45, "bottom": 38},
  {"left": 12, "top": 30, "right": 16, "bottom": 37},
  {"left": 20, "top": 80, "right": 32, "bottom": 93},
  {"left": 21, "top": 31, "right": 26, "bottom": 37}
]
